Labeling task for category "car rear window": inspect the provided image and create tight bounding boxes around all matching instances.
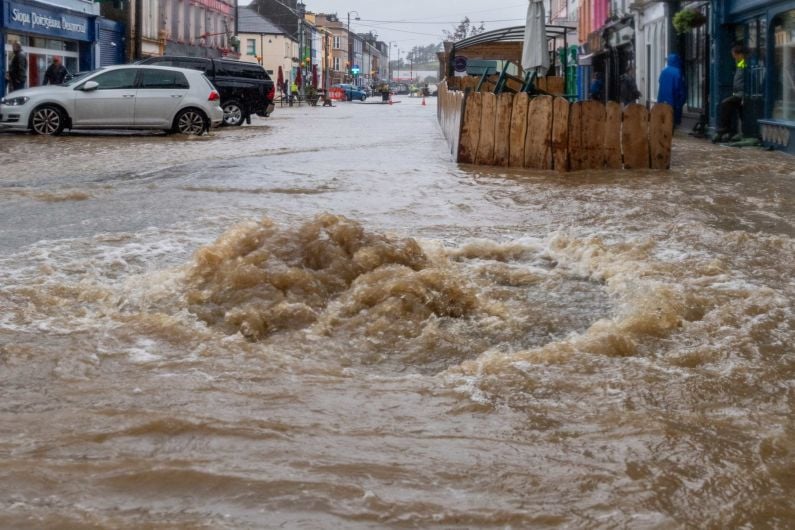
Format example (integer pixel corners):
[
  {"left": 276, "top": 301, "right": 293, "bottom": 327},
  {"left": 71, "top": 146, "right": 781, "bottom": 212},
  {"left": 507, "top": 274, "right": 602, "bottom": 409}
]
[
  {"left": 215, "top": 61, "right": 268, "bottom": 80},
  {"left": 174, "top": 59, "right": 211, "bottom": 73},
  {"left": 140, "top": 69, "right": 190, "bottom": 89}
]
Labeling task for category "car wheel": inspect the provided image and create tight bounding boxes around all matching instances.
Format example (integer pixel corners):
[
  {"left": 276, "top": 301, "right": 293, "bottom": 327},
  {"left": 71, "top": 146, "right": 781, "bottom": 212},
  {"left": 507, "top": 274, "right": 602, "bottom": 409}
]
[
  {"left": 222, "top": 100, "right": 244, "bottom": 126},
  {"left": 360, "top": 94, "right": 367, "bottom": 102},
  {"left": 31, "top": 105, "right": 65, "bottom": 136},
  {"left": 173, "top": 108, "right": 207, "bottom": 135}
]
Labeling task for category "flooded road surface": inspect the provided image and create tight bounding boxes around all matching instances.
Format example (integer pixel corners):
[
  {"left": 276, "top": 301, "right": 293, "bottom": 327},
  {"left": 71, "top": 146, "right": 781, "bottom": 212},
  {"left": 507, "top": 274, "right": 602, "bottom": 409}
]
[{"left": 0, "top": 98, "right": 793, "bottom": 528}]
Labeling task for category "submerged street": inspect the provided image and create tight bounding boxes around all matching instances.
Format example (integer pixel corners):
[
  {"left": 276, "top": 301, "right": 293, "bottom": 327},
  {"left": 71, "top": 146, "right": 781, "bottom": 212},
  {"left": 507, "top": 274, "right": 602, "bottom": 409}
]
[{"left": 0, "top": 97, "right": 794, "bottom": 528}]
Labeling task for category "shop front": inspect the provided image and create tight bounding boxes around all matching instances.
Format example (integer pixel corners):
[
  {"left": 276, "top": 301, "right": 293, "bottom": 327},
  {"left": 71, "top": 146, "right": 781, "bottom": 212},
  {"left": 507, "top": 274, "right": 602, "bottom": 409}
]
[
  {"left": 2, "top": 0, "right": 96, "bottom": 95},
  {"left": 714, "top": 0, "right": 795, "bottom": 153}
]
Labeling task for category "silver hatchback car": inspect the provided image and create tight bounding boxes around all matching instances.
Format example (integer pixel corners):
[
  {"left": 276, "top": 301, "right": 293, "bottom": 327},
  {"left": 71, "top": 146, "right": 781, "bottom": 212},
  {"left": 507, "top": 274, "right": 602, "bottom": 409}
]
[{"left": 0, "top": 65, "right": 224, "bottom": 135}]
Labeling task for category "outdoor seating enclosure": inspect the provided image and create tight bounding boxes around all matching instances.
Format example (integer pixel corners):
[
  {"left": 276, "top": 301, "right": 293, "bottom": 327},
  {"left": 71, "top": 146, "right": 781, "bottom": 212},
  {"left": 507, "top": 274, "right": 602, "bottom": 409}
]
[{"left": 437, "top": 25, "right": 674, "bottom": 171}]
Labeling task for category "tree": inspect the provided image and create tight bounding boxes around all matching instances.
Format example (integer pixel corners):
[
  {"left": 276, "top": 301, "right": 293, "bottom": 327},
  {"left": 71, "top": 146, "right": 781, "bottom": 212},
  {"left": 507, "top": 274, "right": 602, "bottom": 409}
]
[{"left": 442, "top": 17, "right": 486, "bottom": 41}]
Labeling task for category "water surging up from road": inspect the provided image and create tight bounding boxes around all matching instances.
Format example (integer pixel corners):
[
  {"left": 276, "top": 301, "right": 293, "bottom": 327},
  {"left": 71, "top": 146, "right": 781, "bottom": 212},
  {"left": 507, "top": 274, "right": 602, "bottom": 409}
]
[{"left": 181, "top": 214, "right": 620, "bottom": 371}]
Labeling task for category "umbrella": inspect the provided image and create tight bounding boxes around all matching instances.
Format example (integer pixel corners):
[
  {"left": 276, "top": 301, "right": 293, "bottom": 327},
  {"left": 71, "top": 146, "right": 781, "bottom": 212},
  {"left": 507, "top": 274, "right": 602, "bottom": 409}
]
[
  {"left": 521, "top": 0, "right": 549, "bottom": 75},
  {"left": 277, "top": 65, "right": 284, "bottom": 95},
  {"left": 311, "top": 64, "right": 318, "bottom": 89}
]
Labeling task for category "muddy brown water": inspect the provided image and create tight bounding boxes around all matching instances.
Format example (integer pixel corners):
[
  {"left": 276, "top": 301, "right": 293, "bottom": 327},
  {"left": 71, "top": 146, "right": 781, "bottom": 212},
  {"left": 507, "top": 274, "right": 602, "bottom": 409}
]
[{"left": 0, "top": 99, "right": 793, "bottom": 528}]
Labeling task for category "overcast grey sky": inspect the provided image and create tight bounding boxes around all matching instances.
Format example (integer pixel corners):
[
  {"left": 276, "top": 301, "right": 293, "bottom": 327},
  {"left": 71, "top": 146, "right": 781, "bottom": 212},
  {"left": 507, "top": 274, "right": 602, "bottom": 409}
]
[{"left": 243, "top": 1, "right": 531, "bottom": 55}]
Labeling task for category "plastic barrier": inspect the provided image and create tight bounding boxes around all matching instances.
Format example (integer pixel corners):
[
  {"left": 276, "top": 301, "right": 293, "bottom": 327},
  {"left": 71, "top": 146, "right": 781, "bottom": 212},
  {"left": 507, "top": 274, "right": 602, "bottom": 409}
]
[{"left": 329, "top": 88, "right": 346, "bottom": 101}]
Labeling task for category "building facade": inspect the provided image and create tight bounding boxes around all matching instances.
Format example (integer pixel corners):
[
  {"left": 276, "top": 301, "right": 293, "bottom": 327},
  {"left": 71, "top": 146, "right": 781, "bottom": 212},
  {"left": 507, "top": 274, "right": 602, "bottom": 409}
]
[
  {"left": 237, "top": 4, "right": 296, "bottom": 85},
  {"left": 314, "top": 13, "right": 347, "bottom": 85},
  {"left": 2, "top": 0, "right": 99, "bottom": 94},
  {"left": 712, "top": 0, "right": 795, "bottom": 153}
]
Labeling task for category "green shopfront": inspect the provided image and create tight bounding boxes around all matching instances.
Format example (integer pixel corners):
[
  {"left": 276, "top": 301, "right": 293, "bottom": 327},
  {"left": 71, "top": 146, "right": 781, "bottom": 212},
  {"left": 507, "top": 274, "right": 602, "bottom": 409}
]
[
  {"left": 1, "top": 0, "right": 96, "bottom": 95},
  {"left": 713, "top": 0, "right": 795, "bottom": 153}
]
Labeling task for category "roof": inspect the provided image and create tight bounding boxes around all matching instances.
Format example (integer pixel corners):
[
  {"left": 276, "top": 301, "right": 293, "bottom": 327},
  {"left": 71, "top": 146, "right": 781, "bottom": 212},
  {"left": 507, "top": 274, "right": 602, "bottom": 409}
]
[
  {"left": 237, "top": 6, "right": 288, "bottom": 36},
  {"left": 452, "top": 24, "right": 575, "bottom": 51}
]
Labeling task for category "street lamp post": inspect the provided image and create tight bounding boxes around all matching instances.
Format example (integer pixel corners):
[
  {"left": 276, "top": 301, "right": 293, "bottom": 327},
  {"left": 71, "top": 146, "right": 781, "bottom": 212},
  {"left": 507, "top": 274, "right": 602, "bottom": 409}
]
[{"left": 347, "top": 10, "right": 360, "bottom": 83}]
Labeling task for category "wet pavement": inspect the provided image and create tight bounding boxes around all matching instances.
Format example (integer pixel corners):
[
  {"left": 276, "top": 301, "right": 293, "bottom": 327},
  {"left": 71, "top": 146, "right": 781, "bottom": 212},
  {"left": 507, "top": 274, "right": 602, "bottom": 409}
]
[{"left": 0, "top": 96, "right": 794, "bottom": 528}]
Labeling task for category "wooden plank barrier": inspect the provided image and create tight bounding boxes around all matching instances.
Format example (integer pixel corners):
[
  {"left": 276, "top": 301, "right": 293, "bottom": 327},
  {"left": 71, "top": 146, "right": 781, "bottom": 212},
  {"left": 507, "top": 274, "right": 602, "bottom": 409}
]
[
  {"left": 649, "top": 103, "right": 674, "bottom": 169},
  {"left": 494, "top": 93, "right": 514, "bottom": 166},
  {"left": 458, "top": 92, "right": 482, "bottom": 164},
  {"left": 622, "top": 104, "right": 650, "bottom": 170},
  {"left": 509, "top": 93, "right": 529, "bottom": 167},
  {"left": 604, "top": 101, "right": 622, "bottom": 169},
  {"left": 525, "top": 95, "right": 554, "bottom": 170},
  {"left": 475, "top": 92, "right": 497, "bottom": 165},
  {"left": 438, "top": 79, "right": 673, "bottom": 171},
  {"left": 552, "top": 96, "right": 570, "bottom": 172},
  {"left": 569, "top": 101, "right": 607, "bottom": 170}
]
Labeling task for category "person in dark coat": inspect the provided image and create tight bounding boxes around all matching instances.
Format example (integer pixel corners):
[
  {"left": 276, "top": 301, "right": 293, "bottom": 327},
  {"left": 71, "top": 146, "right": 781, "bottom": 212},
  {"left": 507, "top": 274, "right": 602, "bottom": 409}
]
[
  {"left": 589, "top": 72, "right": 604, "bottom": 102},
  {"left": 713, "top": 45, "right": 747, "bottom": 143},
  {"left": 619, "top": 68, "right": 641, "bottom": 106},
  {"left": 43, "top": 57, "right": 69, "bottom": 85},
  {"left": 5, "top": 41, "right": 27, "bottom": 92},
  {"left": 657, "top": 53, "right": 686, "bottom": 126}
]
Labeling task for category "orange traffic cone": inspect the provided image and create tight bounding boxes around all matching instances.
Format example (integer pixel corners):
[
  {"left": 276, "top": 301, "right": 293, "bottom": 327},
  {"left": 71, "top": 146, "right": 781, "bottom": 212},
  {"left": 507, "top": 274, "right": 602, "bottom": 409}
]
[{"left": 422, "top": 96, "right": 426, "bottom": 106}]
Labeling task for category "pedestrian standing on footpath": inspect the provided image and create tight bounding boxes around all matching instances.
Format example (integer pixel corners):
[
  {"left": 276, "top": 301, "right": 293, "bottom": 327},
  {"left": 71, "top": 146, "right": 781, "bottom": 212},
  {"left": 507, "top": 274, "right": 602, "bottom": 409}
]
[
  {"left": 589, "top": 72, "right": 604, "bottom": 102},
  {"left": 657, "top": 53, "right": 686, "bottom": 126},
  {"left": 290, "top": 81, "right": 298, "bottom": 106},
  {"left": 43, "top": 57, "right": 69, "bottom": 85},
  {"left": 713, "top": 45, "right": 747, "bottom": 143},
  {"left": 619, "top": 67, "right": 641, "bottom": 107},
  {"left": 5, "top": 41, "right": 28, "bottom": 93}
]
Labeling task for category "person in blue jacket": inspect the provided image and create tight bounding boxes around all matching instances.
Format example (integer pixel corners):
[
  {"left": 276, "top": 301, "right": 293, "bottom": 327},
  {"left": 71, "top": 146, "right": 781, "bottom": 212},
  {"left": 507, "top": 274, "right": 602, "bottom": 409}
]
[{"left": 657, "top": 53, "right": 686, "bottom": 126}]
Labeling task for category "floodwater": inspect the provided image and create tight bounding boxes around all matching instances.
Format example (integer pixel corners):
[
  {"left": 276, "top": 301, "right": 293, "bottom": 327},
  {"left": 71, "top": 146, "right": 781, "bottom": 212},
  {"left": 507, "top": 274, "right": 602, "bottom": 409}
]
[{"left": 0, "top": 97, "right": 793, "bottom": 529}]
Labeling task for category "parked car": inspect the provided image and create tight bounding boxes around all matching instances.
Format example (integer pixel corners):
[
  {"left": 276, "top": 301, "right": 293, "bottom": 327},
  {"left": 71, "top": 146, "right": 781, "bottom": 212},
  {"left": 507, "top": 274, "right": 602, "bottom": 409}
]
[
  {"left": 332, "top": 83, "right": 368, "bottom": 102},
  {"left": 0, "top": 65, "right": 223, "bottom": 136},
  {"left": 138, "top": 56, "right": 275, "bottom": 126}
]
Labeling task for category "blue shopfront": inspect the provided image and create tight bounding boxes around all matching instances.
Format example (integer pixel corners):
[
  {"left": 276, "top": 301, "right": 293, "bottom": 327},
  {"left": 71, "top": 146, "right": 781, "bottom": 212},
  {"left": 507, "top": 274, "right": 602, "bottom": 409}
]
[
  {"left": 713, "top": 0, "right": 795, "bottom": 153},
  {"left": 1, "top": 0, "right": 96, "bottom": 95}
]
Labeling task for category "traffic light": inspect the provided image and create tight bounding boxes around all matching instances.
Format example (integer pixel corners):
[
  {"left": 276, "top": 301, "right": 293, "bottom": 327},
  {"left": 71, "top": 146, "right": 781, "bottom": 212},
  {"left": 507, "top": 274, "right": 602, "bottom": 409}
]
[{"left": 351, "top": 64, "right": 360, "bottom": 77}]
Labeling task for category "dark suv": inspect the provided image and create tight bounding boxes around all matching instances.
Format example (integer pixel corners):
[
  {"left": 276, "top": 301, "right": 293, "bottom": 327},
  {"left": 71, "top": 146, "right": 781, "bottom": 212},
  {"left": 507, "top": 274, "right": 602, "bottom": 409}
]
[{"left": 138, "top": 56, "right": 275, "bottom": 126}]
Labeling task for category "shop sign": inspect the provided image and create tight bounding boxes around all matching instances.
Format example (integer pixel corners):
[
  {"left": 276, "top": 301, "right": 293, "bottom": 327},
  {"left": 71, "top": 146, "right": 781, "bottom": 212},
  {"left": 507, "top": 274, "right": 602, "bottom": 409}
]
[
  {"left": 453, "top": 56, "right": 467, "bottom": 73},
  {"left": 4, "top": 1, "right": 93, "bottom": 41}
]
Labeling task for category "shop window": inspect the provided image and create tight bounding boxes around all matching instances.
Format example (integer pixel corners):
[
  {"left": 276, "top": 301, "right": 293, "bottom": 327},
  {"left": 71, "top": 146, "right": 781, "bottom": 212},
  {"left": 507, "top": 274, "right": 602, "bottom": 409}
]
[
  {"left": 30, "top": 37, "right": 48, "bottom": 49},
  {"left": 773, "top": 10, "right": 795, "bottom": 121},
  {"left": 5, "top": 33, "right": 25, "bottom": 46},
  {"left": 684, "top": 4, "right": 709, "bottom": 112},
  {"left": 739, "top": 16, "right": 767, "bottom": 98}
]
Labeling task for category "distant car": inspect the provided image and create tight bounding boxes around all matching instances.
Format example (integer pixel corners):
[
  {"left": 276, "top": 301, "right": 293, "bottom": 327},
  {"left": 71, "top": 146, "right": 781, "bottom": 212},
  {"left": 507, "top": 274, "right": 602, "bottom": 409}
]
[
  {"left": 139, "top": 56, "right": 275, "bottom": 126},
  {"left": 0, "top": 65, "right": 223, "bottom": 135},
  {"left": 333, "top": 83, "right": 368, "bottom": 102}
]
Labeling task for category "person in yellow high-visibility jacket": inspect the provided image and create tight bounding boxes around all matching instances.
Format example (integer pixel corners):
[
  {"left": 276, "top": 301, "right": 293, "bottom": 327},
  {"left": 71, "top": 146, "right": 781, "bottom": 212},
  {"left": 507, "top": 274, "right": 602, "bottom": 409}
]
[{"left": 714, "top": 45, "right": 747, "bottom": 143}]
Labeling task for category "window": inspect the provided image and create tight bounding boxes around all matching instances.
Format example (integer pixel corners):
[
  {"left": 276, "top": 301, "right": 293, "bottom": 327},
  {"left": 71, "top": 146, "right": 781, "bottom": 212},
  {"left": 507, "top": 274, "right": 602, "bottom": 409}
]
[
  {"left": 744, "top": 15, "right": 767, "bottom": 98},
  {"left": 140, "top": 69, "right": 189, "bottom": 89},
  {"left": 334, "top": 36, "right": 341, "bottom": 49},
  {"left": 247, "top": 39, "right": 256, "bottom": 56},
  {"left": 773, "top": 10, "right": 795, "bottom": 120},
  {"left": 174, "top": 59, "right": 210, "bottom": 73},
  {"left": 333, "top": 57, "right": 341, "bottom": 71},
  {"left": 87, "top": 69, "right": 137, "bottom": 90}
]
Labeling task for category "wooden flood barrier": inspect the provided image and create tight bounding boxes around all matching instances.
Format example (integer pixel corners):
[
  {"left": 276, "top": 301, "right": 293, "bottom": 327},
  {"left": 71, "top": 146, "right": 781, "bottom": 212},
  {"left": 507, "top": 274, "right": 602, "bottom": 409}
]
[{"left": 437, "top": 81, "right": 674, "bottom": 172}]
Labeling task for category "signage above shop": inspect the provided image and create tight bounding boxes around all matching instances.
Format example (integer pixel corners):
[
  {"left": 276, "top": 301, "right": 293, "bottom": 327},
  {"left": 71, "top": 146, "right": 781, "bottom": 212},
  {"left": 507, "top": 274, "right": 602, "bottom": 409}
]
[{"left": 3, "top": 1, "right": 94, "bottom": 41}]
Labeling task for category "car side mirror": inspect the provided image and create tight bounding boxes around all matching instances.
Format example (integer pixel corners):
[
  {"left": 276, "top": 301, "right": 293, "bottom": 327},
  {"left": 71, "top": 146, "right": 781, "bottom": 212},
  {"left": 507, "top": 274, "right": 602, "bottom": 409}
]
[{"left": 81, "top": 81, "right": 99, "bottom": 91}]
